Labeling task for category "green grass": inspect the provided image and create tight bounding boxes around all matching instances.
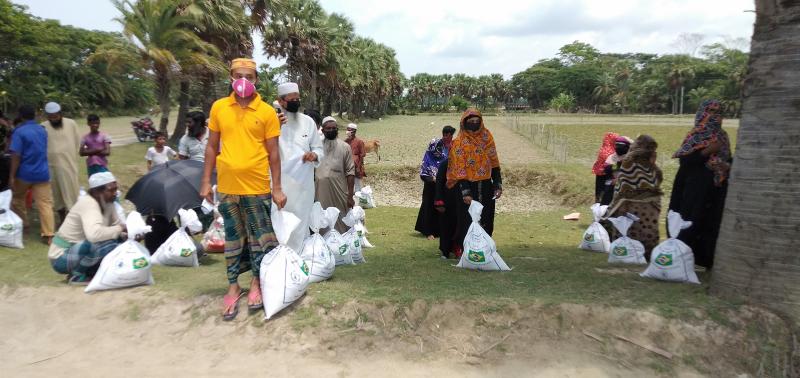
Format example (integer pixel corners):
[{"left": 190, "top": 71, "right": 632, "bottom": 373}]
[{"left": 0, "top": 205, "right": 733, "bottom": 319}]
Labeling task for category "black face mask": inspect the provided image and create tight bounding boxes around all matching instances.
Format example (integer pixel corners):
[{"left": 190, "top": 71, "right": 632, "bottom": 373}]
[
  {"left": 464, "top": 123, "right": 480, "bottom": 132},
  {"left": 285, "top": 100, "right": 301, "bottom": 113},
  {"left": 615, "top": 144, "right": 630, "bottom": 156},
  {"left": 323, "top": 129, "right": 338, "bottom": 140}
]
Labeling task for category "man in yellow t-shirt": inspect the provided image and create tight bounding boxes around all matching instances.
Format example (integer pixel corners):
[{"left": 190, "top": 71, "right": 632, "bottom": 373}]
[{"left": 201, "top": 58, "right": 287, "bottom": 321}]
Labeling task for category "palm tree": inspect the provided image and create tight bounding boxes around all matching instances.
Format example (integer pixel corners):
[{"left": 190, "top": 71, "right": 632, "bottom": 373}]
[
  {"left": 170, "top": 0, "right": 251, "bottom": 144},
  {"left": 710, "top": 1, "right": 800, "bottom": 323},
  {"left": 113, "top": 0, "right": 220, "bottom": 135}
]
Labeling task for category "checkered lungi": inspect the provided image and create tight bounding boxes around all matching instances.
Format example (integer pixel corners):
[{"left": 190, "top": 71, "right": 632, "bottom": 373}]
[{"left": 218, "top": 193, "right": 278, "bottom": 284}]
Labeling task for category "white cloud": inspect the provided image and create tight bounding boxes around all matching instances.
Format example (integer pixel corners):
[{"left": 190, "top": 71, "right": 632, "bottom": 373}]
[{"left": 13, "top": 0, "right": 756, "bottom": 79}]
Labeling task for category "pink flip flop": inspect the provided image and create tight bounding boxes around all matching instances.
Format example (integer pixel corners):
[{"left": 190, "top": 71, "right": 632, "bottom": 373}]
[
  {"left": 222, "top": 291, "right": 245, "bottom": 321},
  {"left": 247, "top": 287, "right": 263, "bottom": 314}
]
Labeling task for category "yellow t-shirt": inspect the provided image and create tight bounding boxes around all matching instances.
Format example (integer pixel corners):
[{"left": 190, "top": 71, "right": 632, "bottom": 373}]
[{"left": 208, "top": 93, "right": 280, "bottom": 195}]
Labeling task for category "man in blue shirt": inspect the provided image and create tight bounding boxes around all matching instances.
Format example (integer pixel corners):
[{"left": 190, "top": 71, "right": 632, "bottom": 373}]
[{"left": 9, "top": 105, "right": 55, "bottom": 244}]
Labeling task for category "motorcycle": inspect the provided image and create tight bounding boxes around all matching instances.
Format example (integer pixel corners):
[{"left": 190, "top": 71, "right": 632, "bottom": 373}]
[{"left": 131, "top": 117, "right": 157, "bottom": 142}]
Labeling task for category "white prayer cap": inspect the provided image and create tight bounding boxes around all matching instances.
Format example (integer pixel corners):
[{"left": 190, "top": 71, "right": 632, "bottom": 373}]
[
  {"left": 88, "top": 172, "right": 117, "bottom": 189},
  {"left": 277, "top": 82, "right": 299, "bottom": 96},
  {"left": 322, "top": 116, "right": 337, "bottom": 125},
  {"left": 347, "top": 123, "right": 358, "bottom": 130},
  {"left": 44, "top": 102, "right": 61, "bottom": 114}
]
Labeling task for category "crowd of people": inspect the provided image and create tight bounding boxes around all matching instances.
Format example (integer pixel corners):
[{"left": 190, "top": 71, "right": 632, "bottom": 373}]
[
  {"left": 2, "top": 56, "right": 733, "bottom": 317},
  {"left": 583, "top": 99, "right": 732, "bottom": 268}
]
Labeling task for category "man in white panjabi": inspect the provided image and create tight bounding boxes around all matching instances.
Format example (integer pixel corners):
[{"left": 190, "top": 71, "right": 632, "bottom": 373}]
[
  {"left": 275, "top": 82, "right": 324, "bottom": 252},
  {"left": 42, "top": 102, "right": 81, "bottom": 225}
]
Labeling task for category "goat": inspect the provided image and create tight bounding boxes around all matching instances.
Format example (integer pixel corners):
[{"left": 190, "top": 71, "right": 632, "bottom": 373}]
[{"left": 364, "top": 139, "right": 381, "bottom": 161}]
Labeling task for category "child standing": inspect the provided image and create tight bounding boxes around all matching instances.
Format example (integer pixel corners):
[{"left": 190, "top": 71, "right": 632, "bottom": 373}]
[
  {"left": 145, "top": 132, "right": 176, "bottom": 170},
  {"left": 79, "top": 114, "right": 112, "bottom": 177}
]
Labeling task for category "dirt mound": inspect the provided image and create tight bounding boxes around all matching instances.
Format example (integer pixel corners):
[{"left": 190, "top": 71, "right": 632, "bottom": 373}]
[
  {"left": 2, "top": 286, "right": 794, "bottom": 376},
  {"left": 368, "top": 164, "right": 589, "bottom": 212}
]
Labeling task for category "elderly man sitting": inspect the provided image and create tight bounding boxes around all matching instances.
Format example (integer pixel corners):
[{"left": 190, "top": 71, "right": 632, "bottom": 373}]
[{"left": 48, "top": 172, "right": 127, "bottom": 285}]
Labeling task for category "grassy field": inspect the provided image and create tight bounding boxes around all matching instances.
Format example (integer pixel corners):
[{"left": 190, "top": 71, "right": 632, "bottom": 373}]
[{"left": 0, "top": 114, "right": 740, "bottom": 319}]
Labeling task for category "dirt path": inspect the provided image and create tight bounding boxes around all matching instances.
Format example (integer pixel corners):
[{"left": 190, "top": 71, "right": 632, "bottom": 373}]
[{"left": 2, "top": 286, "right": 781, "bottom": 377}]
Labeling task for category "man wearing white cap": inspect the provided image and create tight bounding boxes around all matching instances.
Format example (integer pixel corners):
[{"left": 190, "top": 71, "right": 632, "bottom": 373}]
[
  {"left": 48, "top": 172, "right": 126, "bottom": 285},
  {"left": 42, "top": 102, "right": 81, "bottom": 225},
  {"left": 274, "top": 82, "right": 324, "bottom": 252},
  {"left": 315, "top": 117, "right": 355, "bottom": 233},
  {"left": 345, "top": 122, "right": 366, "bottom": 192}
]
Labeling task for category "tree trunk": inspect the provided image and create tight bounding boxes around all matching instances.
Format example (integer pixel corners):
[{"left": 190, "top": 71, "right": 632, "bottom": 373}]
[
  {"left": 156, "top": 72, "right": 171, "bottom": 137},
  {"left": 710, "top": 0, "right": 800, "bottom": 323},
  {"left": 169, "top": 80, "right": 190, "bottom": 146}
]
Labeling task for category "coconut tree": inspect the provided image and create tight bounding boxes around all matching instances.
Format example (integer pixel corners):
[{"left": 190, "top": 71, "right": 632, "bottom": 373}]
[
  {"left": 113, "top": 0, "right": 220, "bottom": 135},
  {"left": 170, "top": 0, "right": 251, "bottom": 144},
  {"left": 710, "top": 1, "right": 800, "bottom": 323}
]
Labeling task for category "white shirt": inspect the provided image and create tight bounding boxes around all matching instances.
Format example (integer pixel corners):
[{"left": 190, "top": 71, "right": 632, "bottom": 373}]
[
  {"left": 146, "top": 146, "right": 177, "bottom": 167},
  {"left": 278, "top": 111, "right": 325, "bottom": 252},
  {"left": 178, "top": 131, "right": 208, "bottom": 162}
]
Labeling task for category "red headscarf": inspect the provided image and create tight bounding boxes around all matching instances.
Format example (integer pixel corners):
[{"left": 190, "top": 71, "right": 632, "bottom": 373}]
[{"left": 592, "top": 132, "right": 619, "bottom": 175}]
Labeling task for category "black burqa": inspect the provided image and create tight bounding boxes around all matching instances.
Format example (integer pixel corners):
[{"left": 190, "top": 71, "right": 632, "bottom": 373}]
[
  {"left": 434, "top": 159, "right": 460, "bottom": 257},
  {"left": 668, "top": 151, "right": 728, "bottom": 269}
]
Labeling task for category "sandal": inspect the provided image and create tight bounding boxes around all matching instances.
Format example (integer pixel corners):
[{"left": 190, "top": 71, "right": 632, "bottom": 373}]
[
  {"left": 222, "top": 291, "right": 245, "bottom": 321},
  {"left": 247, "top": 287, "right": 263, "bottom": 314}
]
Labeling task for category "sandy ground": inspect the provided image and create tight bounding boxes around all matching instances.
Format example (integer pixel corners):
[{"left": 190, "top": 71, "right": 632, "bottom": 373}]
[{"left": 2, "top": 285, "right": 784, "bottom": 377}]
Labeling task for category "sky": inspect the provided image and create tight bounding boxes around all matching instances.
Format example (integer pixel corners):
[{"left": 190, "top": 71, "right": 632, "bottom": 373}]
[{"left": 13, "top": 0, "right": 756, "bottom": 78}]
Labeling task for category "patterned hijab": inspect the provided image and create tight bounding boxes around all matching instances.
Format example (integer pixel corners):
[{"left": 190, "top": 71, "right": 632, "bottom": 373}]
[
  {"left": 608, "top": 135, "right": 663, "bottom": 214},
  {"left": 420, "top": 138, "right": 447, "bottom": 178},
  {"left": 674, "top": 99, "right": 732, "bottom": 186},
  {"left": 592, "top": 132, "right": 620, "bottom": 175},
  {"left": 446, "top": 108, "right": 500, "bottom": 189}
]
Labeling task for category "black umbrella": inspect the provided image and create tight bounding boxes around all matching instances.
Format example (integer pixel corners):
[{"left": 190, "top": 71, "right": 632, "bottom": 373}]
[{"left": 126, "top": 160, "right": 215, "bottom": 219}]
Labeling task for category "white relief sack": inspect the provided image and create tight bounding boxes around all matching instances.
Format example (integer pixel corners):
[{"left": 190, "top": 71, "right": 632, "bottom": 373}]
[
  {"left": 342, "top": 207, "right": 366, "bottom": 264},
  {"left": 151, "top": 209, "right": 203, "bottom": 267},
  {"left": 607, "top": 213, "right": 647, "bottom": 265},
  {"left": 300, "top": 203, "right": 336, "bottom": 283},
  {"left": 456, "top": 201, "right": 511, "bottom": 271},
  {"left": 353, "top": 185, "right": 376, "bottom": 209},
  {"left": 85, "top": 211, "right": 153, "bottom": 293},
  {"left": 322, "top": 207, "right": 352, "bottom": 266},
  {"left": 640, "top": 210, "right": 700, "bottom": 284},
  {"left": 0, "top": 190, "right": 23, "bottom": 249},
  {"left": 579, "top": 203, "right": 611, "bottom": 253},
  {"left": 260, "top": 207, "right": 310, "bottom": 319}
]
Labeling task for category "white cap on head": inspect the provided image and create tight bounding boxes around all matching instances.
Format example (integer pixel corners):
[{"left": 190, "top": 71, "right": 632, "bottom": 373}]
[
  {"left": 277, "top": 82, "right": 299, "bottom": 97},
  {"left": 88, "top": 172, "right": 116, "bottom": 189},
  {"left": 322, "top": 116, "right": 337, "bottom": 125},
  {"left": 44, "top": 102, "right": 61, "bottom": 114},
  {"left": 347, "top": 123, "right": 358, "bottom": 130}
]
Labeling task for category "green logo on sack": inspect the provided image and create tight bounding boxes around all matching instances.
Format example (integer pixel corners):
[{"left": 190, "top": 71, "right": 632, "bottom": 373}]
[
  {"left": 612, "top": 246, "right": 628, "bottom": 256},
  {"left": 583, "top": 233, "right": 595, "bottom": 242},
  {"left": 655, "top": 253, "right": 673, "bottom": 267},
  {"left": 357, "top": 230, "right": 363, "bottom": 237},
  {"left": 468, "top": 250, "right": 486, "bottom": 263},
  {"left": 0, "top": 224, "right": 13, "bottom": 231},
  {"left": 179, "top": 248, "right": 193, "bottom": 257},
  {"left": 354, "top": 239, "right": 360, "bottom": 248},
  {"left": 359, "top": 197, "right": 368, "bottom": 205},
  {"left": 300, "top": 261, "right": 309, "bottom": 276},
  {"left": 338, "top": 245, "right": 348, "bottom": 255},
  {"left": 132, "top": 257, "right": 149, "bottom": 270}
]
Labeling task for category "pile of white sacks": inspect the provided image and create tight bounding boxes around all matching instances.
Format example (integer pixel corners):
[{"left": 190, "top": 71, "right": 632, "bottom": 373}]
[
  {"left": 81, "top": 195, "right": 376, "bottom": 320},
  {"left": 578, "top": 204, "right": 700, "bottom": 285}
]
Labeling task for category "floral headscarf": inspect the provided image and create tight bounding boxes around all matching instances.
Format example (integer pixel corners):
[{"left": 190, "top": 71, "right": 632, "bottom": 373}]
[
  {"left": 592, "top": 132, "right": 620, "bottom": 175},
  {"left": 445, "top": 108, "right": 500, "bottom": 189},
  {"left": 674, "top": 99, "right": 732, "bottom": 186},
  {"left": 420, "top": 138, "right": 447, "bottom": 178}
]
